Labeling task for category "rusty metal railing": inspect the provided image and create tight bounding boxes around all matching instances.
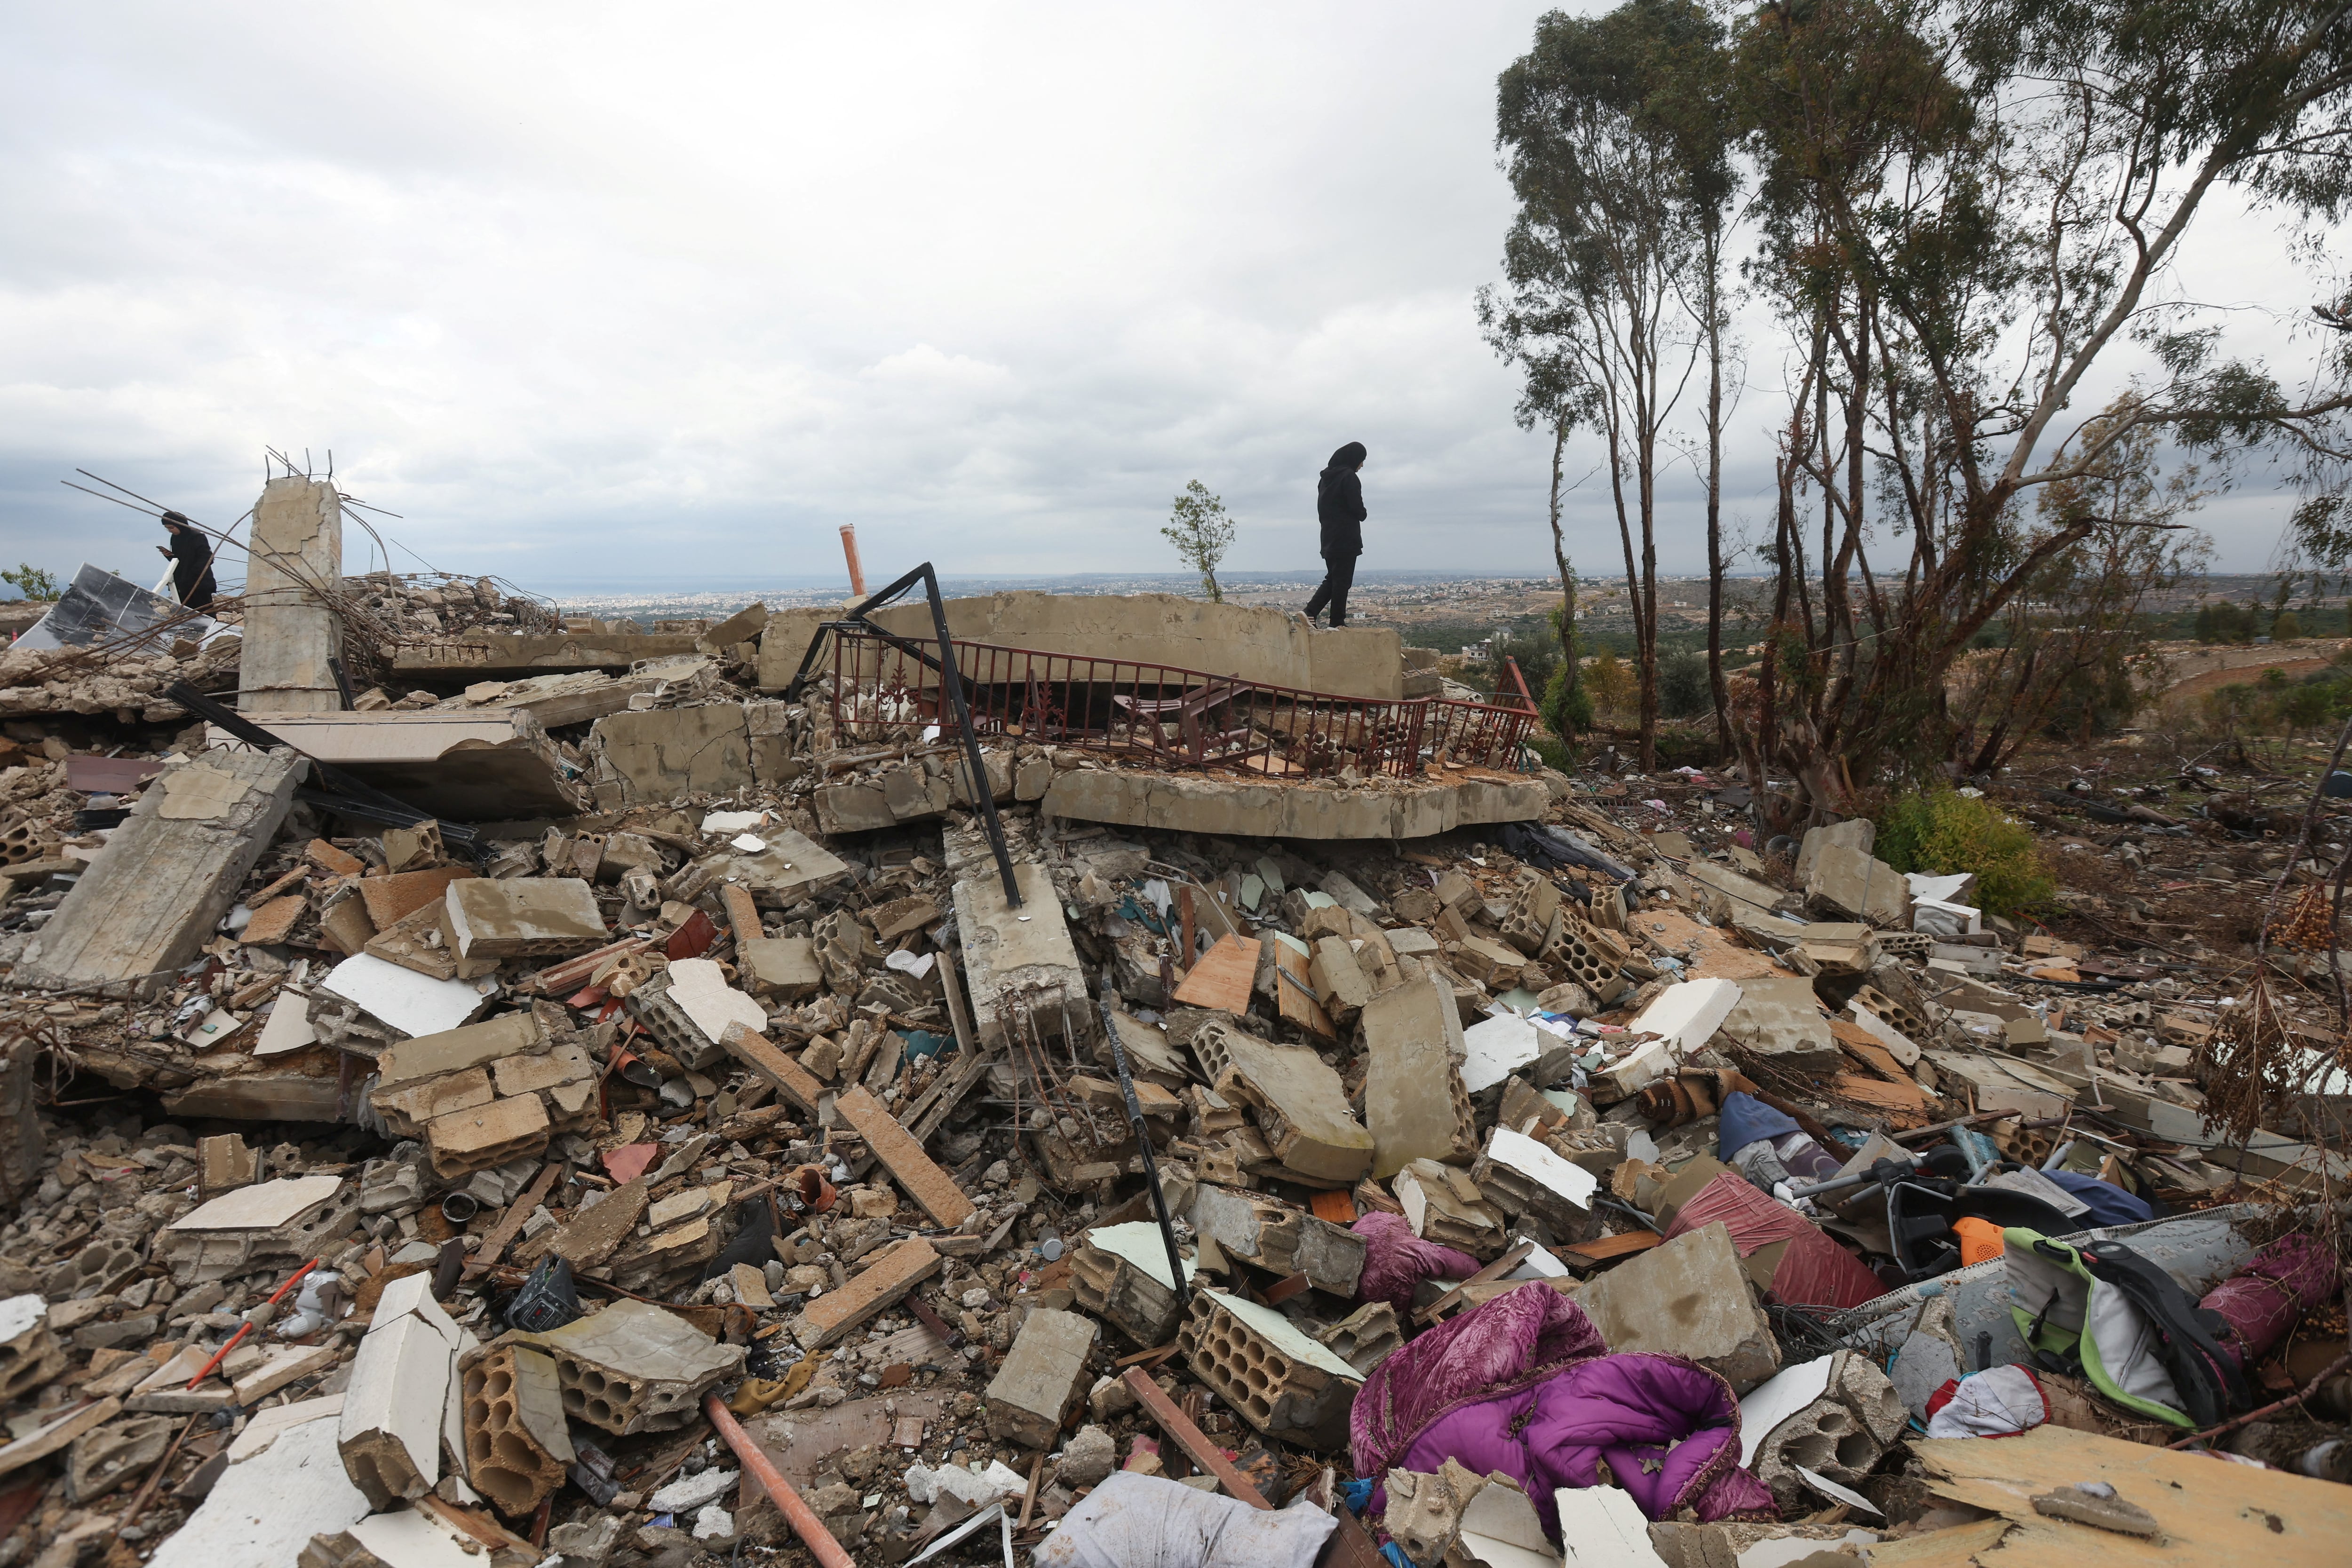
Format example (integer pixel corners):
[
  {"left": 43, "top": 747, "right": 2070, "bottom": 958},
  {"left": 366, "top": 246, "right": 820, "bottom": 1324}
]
[{"left": 822, "top": 631, "right": 1537, "bottom": 777}]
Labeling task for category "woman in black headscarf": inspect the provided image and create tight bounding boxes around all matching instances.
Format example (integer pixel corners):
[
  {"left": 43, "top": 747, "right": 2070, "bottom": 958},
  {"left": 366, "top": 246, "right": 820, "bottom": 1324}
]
[
  {"left": 1303, "top": 441, "right": 1367, "bottom": 627},
  {"left": 157, "top": 512, "right": 217, "bottom": 610}
]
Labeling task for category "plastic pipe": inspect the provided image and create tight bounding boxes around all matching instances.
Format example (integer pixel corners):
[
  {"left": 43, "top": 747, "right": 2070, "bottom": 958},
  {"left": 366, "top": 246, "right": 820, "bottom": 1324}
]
[
  {"left": 703, "top": 1392, "right": 856, "bottom": 1568},
  {"left": 838, "top": 525, "right": 866, "bottom": 599}
]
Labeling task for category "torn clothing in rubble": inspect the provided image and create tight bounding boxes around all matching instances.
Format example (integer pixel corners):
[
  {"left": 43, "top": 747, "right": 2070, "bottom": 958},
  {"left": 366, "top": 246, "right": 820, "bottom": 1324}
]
[
  {"left": 1352, "top": 1209, "right": 1480, "bottom": 1315},
  {"left": 1352, "top": 1286, "right": 1776, "bottom": 1532}
]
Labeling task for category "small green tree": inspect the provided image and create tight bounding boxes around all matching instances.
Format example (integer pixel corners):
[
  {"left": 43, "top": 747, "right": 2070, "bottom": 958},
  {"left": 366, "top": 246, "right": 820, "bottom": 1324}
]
[
  {"left": 2273, "top": 609, "right": 2305, "bottom": 640},
  {"left": 1162, "top": 481, "right": 1235, "bottom": 603},
  {"left": 1659, "top": 651, "right": 1711, "bottom": 719},
  {"left": 0, "top": 564, "right": 59, "bottom": 601}
]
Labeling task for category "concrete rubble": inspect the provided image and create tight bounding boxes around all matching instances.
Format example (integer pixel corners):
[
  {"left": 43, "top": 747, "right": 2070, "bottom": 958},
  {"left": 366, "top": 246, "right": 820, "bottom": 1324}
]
[{"left": 0, "top": 557, "right": 2345, "bottom": 1568}]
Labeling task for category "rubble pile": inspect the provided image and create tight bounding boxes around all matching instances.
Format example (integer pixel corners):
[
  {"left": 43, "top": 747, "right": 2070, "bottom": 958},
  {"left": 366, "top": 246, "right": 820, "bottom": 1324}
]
[{"left": 0, "top": 552, "right": 2346, "bottom": 1568}]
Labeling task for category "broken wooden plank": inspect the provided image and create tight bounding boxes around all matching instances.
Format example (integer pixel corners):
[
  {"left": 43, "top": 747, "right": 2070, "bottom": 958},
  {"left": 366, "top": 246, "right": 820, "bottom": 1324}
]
[
  {"left": 1173, "top": 933, "right": 1257, "bottom": 1013},
  {"left": 1273, "top": 940, "right": 1335, "bottom": 1039},
  {"left": 833, "top": 1085, "right": 976, "bottom": 1229},
  {"left": 461, "top": 1162, "right": 564, "bottom": 1280},
  {"left": 1120, "top": 1367, "right": 1269, "bottom": 1508}
]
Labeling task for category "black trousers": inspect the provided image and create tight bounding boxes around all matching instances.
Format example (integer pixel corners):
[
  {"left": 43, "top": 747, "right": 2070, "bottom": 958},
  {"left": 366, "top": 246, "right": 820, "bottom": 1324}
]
[{"left": 1304, "top": 552, "right": 1357, "bottom": 626}]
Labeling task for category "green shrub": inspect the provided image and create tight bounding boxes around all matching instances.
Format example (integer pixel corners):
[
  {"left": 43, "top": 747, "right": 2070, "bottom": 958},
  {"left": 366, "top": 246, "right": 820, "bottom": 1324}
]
[
  {"left": 1542, "top": 662, "right": 1592, "bottom": 738},
  {"left": 1875, "top": 789, "right": 2053, "bottom": 917},
  {"left": 1526, "top": 733, "right": 1573, "bottom": 773},
  {"left": 1660, "top": 652, "right": 1711, "bottom": 719}
]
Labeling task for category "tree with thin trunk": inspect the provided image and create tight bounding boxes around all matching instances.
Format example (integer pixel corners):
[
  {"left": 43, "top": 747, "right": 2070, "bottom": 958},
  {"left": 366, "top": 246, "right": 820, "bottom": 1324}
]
[
  {"left": 1488, "top": 1, "right": 1727, "bottom": 770},
  {"left": 1161, "top": 480, "right": 1235, "bottom": 603}
]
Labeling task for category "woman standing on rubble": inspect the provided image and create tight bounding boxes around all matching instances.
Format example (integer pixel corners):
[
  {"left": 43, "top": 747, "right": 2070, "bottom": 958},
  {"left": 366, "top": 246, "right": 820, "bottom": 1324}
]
[
  {"left": 157, "top": 512, "right": 217, "bottom": 610},
  {"left": 1303, "top": 441, "right": 1367, "bottom": 628}
]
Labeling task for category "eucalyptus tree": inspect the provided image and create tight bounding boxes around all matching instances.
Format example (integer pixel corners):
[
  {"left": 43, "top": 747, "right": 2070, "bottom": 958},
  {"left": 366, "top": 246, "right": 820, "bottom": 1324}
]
[
  {"left": 1735, "top": 0, "right": 2352, "bottom": 810},
  {"left": 1486, "top": 0, "right": 1733, "bottom": 768}
]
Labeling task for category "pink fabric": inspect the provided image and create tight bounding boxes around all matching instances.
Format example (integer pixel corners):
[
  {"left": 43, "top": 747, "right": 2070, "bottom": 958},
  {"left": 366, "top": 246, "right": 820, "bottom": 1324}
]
[
  {"left": 1353, "top": 1283, "right": 1606, "bottom": 1478},
  {"left": 1394, "top": 1353, "right": 1777, "bottom": 1528},
  {"left": 1351, "top": 1210, "right": 1480, "bottom": 1315},
  {"left": 2201, "top": 1232, "right": 2341, "bottom": 1370}
]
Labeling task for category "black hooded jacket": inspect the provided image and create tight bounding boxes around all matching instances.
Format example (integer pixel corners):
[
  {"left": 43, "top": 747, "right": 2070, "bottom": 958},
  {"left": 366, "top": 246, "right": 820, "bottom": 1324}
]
[
  {"left": 163, "top": 515, "right": 216, "bottom": 609},
  {"left": 1316, "top": 442, "right": 1367, "bottom": 557}
]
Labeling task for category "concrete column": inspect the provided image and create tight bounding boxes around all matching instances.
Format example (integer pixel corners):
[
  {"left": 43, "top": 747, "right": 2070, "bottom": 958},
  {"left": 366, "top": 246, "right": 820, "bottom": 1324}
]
[{"left": 239, "top": 475, "right": 344, "bottom": 713}]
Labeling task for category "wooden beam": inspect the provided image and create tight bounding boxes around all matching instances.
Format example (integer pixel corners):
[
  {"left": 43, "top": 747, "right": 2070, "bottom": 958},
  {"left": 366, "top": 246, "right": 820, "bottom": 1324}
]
[
  {"left": 461, "top": 1162, "right": 564, "bottom": 1280},
  {"left": 1120, "top": 1368, "right": 1269, "bottom": 1509}
]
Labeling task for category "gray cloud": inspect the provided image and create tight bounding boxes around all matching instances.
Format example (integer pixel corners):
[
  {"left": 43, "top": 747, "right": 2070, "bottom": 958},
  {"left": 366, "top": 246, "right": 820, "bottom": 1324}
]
[{"left": 0, "top": 2, "right": 2320, "bottom": 598}]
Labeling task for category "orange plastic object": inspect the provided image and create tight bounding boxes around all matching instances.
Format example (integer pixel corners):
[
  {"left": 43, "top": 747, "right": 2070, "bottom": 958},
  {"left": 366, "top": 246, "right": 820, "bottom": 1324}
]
[{"left": 1954, "top": 1216, "right": 2006, "bottom": 1266}]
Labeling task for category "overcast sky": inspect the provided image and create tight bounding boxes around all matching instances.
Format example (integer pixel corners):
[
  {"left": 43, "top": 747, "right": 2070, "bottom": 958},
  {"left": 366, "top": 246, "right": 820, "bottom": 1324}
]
[{"left": 0, "top": 2, "right": 2324, "bottom": 597}]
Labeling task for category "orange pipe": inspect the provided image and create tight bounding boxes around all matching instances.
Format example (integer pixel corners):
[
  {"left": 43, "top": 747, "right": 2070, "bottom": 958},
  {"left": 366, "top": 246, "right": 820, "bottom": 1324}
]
[
  {"left": 703, "top": 1392, "right": 856, "bottom": 1568},
  {"left": 838, "top": 525, "right": 866, "bottom": 599}
]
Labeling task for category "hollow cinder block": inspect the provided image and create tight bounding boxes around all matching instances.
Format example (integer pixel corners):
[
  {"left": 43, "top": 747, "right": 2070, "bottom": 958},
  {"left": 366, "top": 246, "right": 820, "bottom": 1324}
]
[
  {"left": 462, "top": 1343, "right": 574, "bottom": 1514},
  {"left": 1751, "top": 1348, "right": 1906, "bottom": 1512},
  {"left": 1177, "top": 1289, "right": 1359, "bottom": 1451}
]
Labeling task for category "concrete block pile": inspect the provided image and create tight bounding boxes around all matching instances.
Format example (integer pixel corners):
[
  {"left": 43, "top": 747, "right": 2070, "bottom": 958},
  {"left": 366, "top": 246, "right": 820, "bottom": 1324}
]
[{"left": 0, "top": 567, "right": 2342, "bottom": 1567}]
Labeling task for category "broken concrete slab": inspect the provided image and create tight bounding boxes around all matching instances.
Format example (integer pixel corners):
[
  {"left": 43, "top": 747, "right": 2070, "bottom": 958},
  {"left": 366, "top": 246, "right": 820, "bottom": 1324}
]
[
  {"left": 445, "top": 876, "right": 606, "bottom": 959},
  {"left": 0, "top": 1395, "right": 120, "bottom": 1480},
  {"left": 738, "top": 935, "right": 821, "bottom": 1000},
  {"left": 1362, "top": 971, "right": 1473, "bottom": 1178},
  {"left": 584, "top": 704, "right": 750, "bottom": 806},
  {"left": 985, "top": 1307, "right": 1096, "bottom": 1448},
  {"left": 1461, "top": 1011, "right": 1547, "bottom": 1094},
  {"left": 339, "top": 1271, "right": 466, "bottom": 1508},
  {"left": 1596, "top": 978, "right": 1742, "bottom": 1101},
  {"left": 156, "top": 1173, "right": 358, "bottom": 1284},
  {"left": 521, "top": 1298, "right": 745, "bottom": 1433},
  {"left": 1794, "top": 819, "right": 1874, "bottom": 887},
  {"left": 1394, "top": 1158, "right": 1509, "bottom": 1258},
  {"left": 702, "top": 828, "right": 851, "bottom": 908},
  {"left": 1721, "top": 976, "right": 1841, "bottom": 1076},
  {"left": 208, "top": 709, "right": 590, "bottom": 819},
  {"left": 1041, "top": 766, "right": 1549, "bottom": 842},
  {"left": 1470, "top": 1125, "right": 1597, "bottom": 1237},
  {"left": 660, "top": 956, "right": 769, "bottom": 1055},
  {"left": 1804, "top": 843, "right": 1908, "bottom": 927},
  {"left": 146, "top": 1406, "right": 367, "bottom": 1568},
  {"left": 315, "top": 953, "right": 496, "bottom": 1045},
  {"left": 15, "top": 747, "right": 301, "bottom": 998},
  {"left": 1188, "top": 1018, "right": 1374, "bottom": 1183},
  {"left": 1187, "top": 1182, "right": 1366, "bottom": 1296},
  {"left": 953, "top": 862, "right": 1089, "bottom": 1049},
  {"left": 1570, "top": 1221, "right": 1780, "bottom": 1394},
  {"left": 1741, "top": 1348, "right": 1906, "bottom": 1513}
]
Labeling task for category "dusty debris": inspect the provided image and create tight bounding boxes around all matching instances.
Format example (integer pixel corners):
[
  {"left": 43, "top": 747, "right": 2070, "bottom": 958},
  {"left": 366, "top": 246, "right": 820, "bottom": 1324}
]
[{"left": 0, "top": 558, "right": 2347, "bottom": 1568}]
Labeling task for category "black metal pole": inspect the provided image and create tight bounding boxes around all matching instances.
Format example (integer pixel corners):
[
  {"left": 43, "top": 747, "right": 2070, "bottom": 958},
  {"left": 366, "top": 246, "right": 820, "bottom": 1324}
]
[{"left": 1099, "top": 990, "right": 1187, "bottom": 1310}]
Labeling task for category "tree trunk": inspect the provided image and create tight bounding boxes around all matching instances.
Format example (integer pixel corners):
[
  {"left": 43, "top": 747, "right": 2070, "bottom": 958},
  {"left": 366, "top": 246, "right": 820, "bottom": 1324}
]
[
  {"left": 1548, "top": 414, "right": 1580, "bottom": 712},
  {"left": 1702, "top": 224, "right": 1730, "bottom": 759}
]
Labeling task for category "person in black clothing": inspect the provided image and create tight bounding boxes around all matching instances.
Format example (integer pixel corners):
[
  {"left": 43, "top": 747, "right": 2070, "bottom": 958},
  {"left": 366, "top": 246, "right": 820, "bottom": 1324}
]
[
  {"left": 1303, "top": 441, "right": 1367, "bottom": 627},
  {"left": 157, "top": 512, "right": 217, "bottom": 610}
]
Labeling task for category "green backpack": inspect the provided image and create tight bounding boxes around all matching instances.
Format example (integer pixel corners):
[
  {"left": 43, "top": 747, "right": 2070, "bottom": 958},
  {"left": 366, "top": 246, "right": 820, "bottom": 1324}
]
[{"left": 2001, "top": 1227, "right": 2247, "bottom": 1429}]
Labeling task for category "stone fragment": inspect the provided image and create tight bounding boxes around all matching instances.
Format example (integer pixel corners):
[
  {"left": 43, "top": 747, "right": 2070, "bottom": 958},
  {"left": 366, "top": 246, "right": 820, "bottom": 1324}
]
[
  {"left": 1804, "top": 843, "right": 1908, "bottom": 927},
  {"left": 1721, "top": 976, "right": 1841, "bottom": 1077},
  {"left": 1070, "top": 1221, "right": 1196, "bottom": 1348},
  {"left": 1361, "top": 972, "right": 1474, "bottom": 1177},
  {"left": 0, "top": 1295, "right": 65, "bottom": 1401},
  {"left": 1187, "top": 1019, "right": 1373, "bottom": 1183},
  {"left": 338, "top": 1272, "right": 467, "bottom": 1508},
  {"left": 985, "top": 1307, "right": 1096, "bottom": 1448},
  {"left": 738, "top": 935, "right": 821, "bottom": 1000},
  {"left": 444, "top": 876, "right": 606, "bottom": 958},
  {"left": 1570, "top": 1221, "right": 1780, "bottom": 1393},
  {"left": 1596, "top": 979, "right": 1742, "bottom": 1101},
  {"left": 68, "top": 1411, "right": 177, "bottom": 1502},
  {"left": 1310, "top": 936, "right": 1373, "bottom": 1026},
  {"left": 1057, "top": 1424, "right": 1117, "bottom": 1488}
]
